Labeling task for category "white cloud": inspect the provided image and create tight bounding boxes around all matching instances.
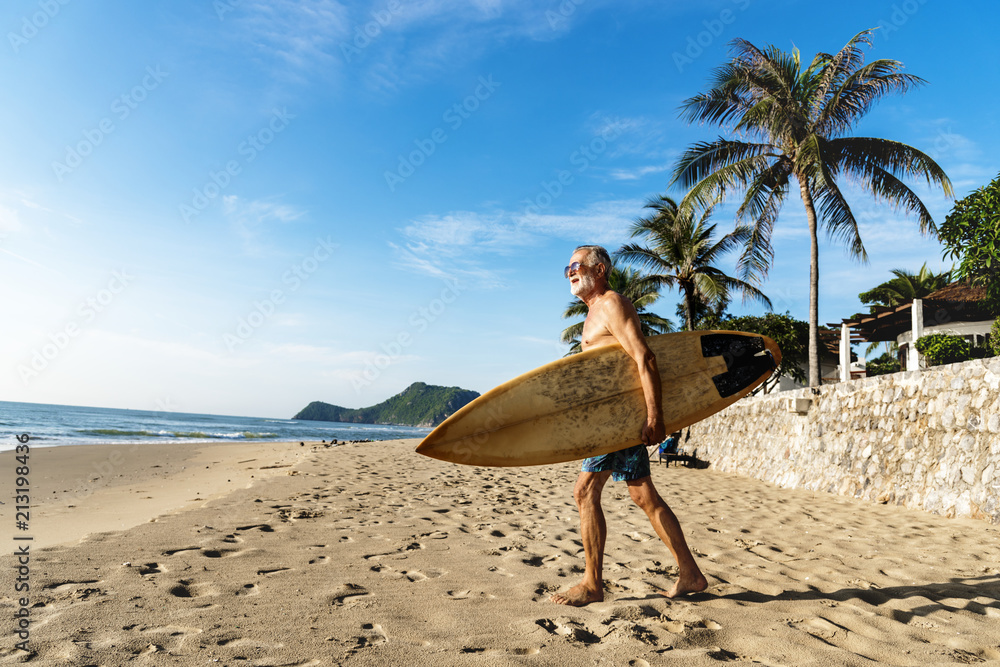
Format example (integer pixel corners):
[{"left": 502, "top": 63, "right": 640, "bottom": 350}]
[
  {"left": 609, "top": 163, "right": 673, "bottom": 181},
  {"left": 392, "top": 199, "right": 643, "bottom": 285},
  {"left": 224, "top": 195, "right": 308, "bottom": 253},
  {"left": 339, "top": 0, "right": 626, "bottom": 93},
  {"left": 226, "top": 0, "right": 350, "bottom": 79}
]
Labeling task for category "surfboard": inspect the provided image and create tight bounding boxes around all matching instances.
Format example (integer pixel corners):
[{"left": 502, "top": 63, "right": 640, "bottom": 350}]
[{"left": 415, "top": 330, "right": 780, "bottom": 467}]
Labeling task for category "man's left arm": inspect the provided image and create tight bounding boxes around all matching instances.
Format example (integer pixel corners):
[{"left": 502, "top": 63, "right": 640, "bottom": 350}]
[{"left": 605, "top": 295, "right": 665, "bottom": 445}]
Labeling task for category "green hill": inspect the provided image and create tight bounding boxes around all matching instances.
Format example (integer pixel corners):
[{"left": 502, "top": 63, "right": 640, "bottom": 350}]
[{"left": 292, "top": 382, "right": 479, "bottom": 427}]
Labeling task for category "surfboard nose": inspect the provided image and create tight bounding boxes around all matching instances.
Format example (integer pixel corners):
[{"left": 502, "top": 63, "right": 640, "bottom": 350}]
[{"left": 701, "top": 333, "right": 780, "bottom": 398}]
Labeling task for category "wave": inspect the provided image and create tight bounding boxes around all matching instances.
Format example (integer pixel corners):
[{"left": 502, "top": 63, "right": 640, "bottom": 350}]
[
  {"left": 74, "top": 429, "right": 281, "bottom": 441},
  {"left": 170, "top": 431, "right": 280, "bottom": 440}
]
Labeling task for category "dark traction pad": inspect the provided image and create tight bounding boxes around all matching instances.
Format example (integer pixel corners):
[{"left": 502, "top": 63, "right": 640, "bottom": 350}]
[{"left": 701, "top": 334, "right": 776, "bottom": 398}]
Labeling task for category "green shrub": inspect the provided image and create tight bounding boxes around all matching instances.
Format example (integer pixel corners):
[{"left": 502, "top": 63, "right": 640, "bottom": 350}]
[
  {"left": 971, "top": 346, "right": 992, "bottom": 359},
  {"left": 991, "top": 317, "right": 1000, "bottom": 356},
  {"left": 866, "top": 353, "right": 900, "bottom": 377},
  {"left": 914, "top": 333, "right": 973, "bottom": 366}
]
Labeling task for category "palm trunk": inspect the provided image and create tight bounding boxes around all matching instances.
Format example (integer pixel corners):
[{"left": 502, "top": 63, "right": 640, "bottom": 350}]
[
  {"left": 683, "top": 285, "right": 695, "bottom": 331},
  {"left": 799, "top": 179, "right": 821, "bottom": 387}
]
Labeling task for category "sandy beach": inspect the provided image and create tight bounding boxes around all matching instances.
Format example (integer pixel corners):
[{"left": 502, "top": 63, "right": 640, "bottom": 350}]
[{"left": 2, "top": 438, "right": 1000, "bottom": 665}]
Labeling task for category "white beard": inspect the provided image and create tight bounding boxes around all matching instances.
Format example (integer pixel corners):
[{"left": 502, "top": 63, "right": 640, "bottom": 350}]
[{"left": 570, "top": 272, "right": 595, "bottom": 298}]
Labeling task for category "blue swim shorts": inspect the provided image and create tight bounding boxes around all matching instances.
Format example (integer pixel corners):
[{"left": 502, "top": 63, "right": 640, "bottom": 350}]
[{"left": 581, "top": 443, "right": 651, "bottom": 482}]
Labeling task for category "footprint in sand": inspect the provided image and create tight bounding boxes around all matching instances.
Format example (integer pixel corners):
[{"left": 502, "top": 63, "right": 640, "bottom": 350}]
[
  {"left": 662, "top": 618, "right": 686, "bottom": 634},
  {"left": 535, "top": 618, "right": 601, "bottom": 644},
  {"left": 256, "top": 567, "right": 293, "bottom": 576},
  {"left": 139, "top": 625, "right": 203, "bottom": 652},
  {"left": 603, "top": 620, "right": 658, "bottom": 645},
  {"left": 162, "top": 546, "right": 201, "bottom": 556},
  {"left": 308, "top": 556, "right": 331, "bottom": 565},
  {"left": 235, "top": 523, "right": 276, "bottom": 533},
  {"left": 352, "top": 623, "right": 388, "bottom": 649},
  {"left": 201, "top": 548, "right": 251, "bottom": 559},
  {"left": 523, "top": 554, "right": 561, "bottom": 568},
  {"left": 137, "top": 563, "right": 165, "bottom": 576},
  {"left": 168, "top": 580, "right": 218, "bottom": 599},
  {"left": 626, "top": 531, "right": 653, "bottom": 542},
  {"left": 42, "top": 579, "right": 101, "bottom": 592},
  {"left": 216, "top": 635, "right": 284, "bottom": 649},
  {"left": 419, "top": 530, "right": 449, "bottom": 540},
  {"left": 329, "top": 583, "right": 370, "bottom": 606}
]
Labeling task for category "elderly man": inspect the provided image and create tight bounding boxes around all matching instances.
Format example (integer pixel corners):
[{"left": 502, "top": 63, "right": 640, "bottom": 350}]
[{"left": 550, "top": 245, "right": 707, "bottom": 607}]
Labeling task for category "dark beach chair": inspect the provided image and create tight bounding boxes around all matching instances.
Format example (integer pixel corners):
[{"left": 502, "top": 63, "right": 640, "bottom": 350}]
[{"left": 650, "top": 433, "right": 693, "bottom": 467}]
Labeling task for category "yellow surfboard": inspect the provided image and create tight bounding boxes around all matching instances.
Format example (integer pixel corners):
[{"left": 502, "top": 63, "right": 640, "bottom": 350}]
[{"left": 416, "top": 331, "right": 780, "bottom": 467}]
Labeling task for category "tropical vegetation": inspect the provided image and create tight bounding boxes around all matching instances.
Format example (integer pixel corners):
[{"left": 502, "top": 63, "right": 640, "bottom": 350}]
[
  {"left": 913, "top": 334, "right": 973, "bottom": 366},
  {"left": 991, "top": 317, "right": 1000, "bottom": 357},
  {"left": 858, "top": 263, "right": 952, "bottom": 309},
  {"left": 865, "top": 353, "right": 901, "bottom": 377},
  {"left": 294, "top": 382, "right": 479, "bottom": 427},
  {"left": 671, "top": 29, "right": 953, "bottom": 386},
  {"left": 615, "top": 195, "right": 772, "bottom": 331},
  {"left": 857, "top": 263, "right": 952, "bottom": 359},
  {"left": 938, "top": 172, "right": 1000, "bottom": 311}
]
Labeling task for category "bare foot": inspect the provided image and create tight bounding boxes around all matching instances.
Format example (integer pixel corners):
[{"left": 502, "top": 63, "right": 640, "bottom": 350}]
[
  {"left": 550, "top": 583, "right": 603, "bottom": 607},
  {"left": 660, "top": 571, "right": 708, "bottom": 599}
]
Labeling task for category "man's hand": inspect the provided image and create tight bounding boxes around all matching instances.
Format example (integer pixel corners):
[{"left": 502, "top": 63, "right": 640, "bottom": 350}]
[{"left": 641, "top": 416, "right": 666, "bottom": 446}]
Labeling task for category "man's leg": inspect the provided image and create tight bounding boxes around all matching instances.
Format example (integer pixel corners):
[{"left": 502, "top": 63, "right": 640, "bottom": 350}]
[
  {"left": 550, "top": 470, "right": 611, "bottom": 606},
  {"left": 627, "top": 476, "right": 708, "bottom": 598}
]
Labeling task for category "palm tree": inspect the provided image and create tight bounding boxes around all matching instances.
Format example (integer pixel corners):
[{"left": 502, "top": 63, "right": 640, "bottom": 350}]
[
  {"left": 616, "top": 195, "right": 772, "bottom": 331},
  {"left": 859, "top": 263, "right": 952, "bottom": 309},
  {"left": 858, "top": 262, "right": 952, "bottom": 359},
  {"left": 672, "top": 29, "right": 953, "bottom": 385},
  {"left": 561, "top": 265, "right": 673, "bottom": 355}
]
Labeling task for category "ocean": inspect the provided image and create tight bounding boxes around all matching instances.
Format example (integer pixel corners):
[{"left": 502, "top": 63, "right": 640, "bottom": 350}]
[{"left": 0, "top": 400, "right": 431, "bottom": 451}]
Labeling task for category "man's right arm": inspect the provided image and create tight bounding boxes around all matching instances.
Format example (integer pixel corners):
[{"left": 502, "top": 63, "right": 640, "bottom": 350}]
[{"left": 603, "top": 294, "right": 665, "bottom": 445}]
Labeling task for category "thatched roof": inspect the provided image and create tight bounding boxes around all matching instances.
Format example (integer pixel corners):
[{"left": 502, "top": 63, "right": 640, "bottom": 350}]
[{"left": 923, "top": 281, "right": 987, "bottom": 303}]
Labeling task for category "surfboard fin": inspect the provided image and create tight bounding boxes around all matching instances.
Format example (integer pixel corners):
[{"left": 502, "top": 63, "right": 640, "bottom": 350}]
[{"left": 701, "top": 333, "right": 777, "bottom": 398}]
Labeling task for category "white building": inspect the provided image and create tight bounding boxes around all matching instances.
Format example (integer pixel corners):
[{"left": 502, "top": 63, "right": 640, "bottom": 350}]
[{"left": 834, "top": 282, "right": 995, "bottom": 378}]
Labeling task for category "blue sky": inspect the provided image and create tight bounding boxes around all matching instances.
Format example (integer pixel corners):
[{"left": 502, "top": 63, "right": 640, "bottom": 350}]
[{"left": 2, "top": 0, "right": 997, "bottom": 418}]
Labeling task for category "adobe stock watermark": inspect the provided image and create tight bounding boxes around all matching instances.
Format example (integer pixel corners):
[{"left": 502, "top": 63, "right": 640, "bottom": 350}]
[
  {"left": 927, "top": 124, "right": 961, "bottom": 162},
  {"left": 340, "top": 0, "right": 402, "bottom": 62},
  {"left": 546, "top": 0, "right": 585, "bottom": 29},
  {"left": 8, "top": 0, "right": 70, "bottom": 53},
  {"left": 223, "top": 236, "right": 335, "bottom": 351},
  {"left": 180, "top": 108, "right": 294, "bottom": 223},
  {"left": 214, "top": 0, "right": 242, "bottom": 20},
  {"left": 352, "top": 277, "right": 462, "bottom": 392},
  {"left": 672, "top": 0, "right": 751, "bottom": 73},
  {"left": 384, "top": 76, "right": 501, "bottom": 192},
  {"left": 17, "top": 270, "right": 134, "bottom": 384},
  {"left": 51, "top": 65, "right": 168, "bottom": 182},
  {"left": 521, "top": 121, "right": 624, "bottom": 216},
  {"left": 878, "top": 0, "right": 928, "bottom": 40}
]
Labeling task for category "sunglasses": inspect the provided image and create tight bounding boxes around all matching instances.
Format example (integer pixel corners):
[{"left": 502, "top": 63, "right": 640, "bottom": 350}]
[{"left": 564, "top": 262, "right": 590, "bottom": 278}]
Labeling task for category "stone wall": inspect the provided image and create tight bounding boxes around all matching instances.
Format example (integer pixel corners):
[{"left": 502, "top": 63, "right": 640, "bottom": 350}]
[{"left": 689, "top": 358, "right": 1000, "bottom": 524}]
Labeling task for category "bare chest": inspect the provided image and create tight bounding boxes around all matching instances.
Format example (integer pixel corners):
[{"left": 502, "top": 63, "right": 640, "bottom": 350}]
[{"left": 581, "top": 314, "right": 616, "bottom": 350}]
